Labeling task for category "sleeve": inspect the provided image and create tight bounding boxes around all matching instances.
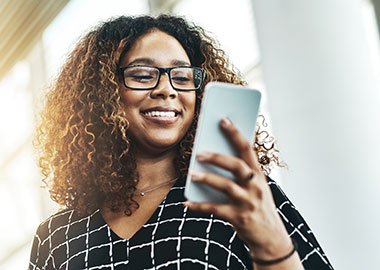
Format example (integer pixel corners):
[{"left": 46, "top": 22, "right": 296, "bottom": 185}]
[
  {"left": 267, "top": 177, "right": 334, "bottom": 270},
  {"left": 29, "top": 225, "right": 43, "bottom": 270},
  {"left": 28, "top": 222, "right": 55, "bottom": 270}
]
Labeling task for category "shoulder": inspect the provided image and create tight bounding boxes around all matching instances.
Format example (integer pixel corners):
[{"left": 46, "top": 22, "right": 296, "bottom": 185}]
[
  {"left": 266, "top": 177, "right": 311, "bottom": 230},
  {"left": 35, "top": 208, "right": 103, "bottom": 246},
  {"left": 30, "top": 209, "right": 105, "bottom": 269},
  {"left": 36, "top": 209, "right": 78, "bottom": 240},
  {"left": 267, "top": 177, "right": 334, "bottom": 269},
  {"left": 29, "top": 209, "right": 79, "bottom": 269}
]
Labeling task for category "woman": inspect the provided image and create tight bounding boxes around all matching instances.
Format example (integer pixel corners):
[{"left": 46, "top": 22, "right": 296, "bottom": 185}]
[{"left": 29, "top": 15, "right": 333, "bottom": 269}]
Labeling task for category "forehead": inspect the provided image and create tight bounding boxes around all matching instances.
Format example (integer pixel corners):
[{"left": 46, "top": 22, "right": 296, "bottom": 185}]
[{"left": 120, "top": 30, "right": 191, "bottom": 66}]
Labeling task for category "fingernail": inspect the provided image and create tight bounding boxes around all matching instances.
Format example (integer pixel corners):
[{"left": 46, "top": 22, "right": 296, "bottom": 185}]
[
  {"left": 197, "top": 152, "right": 211, "bottom": 161},
  {"left": 184, "top": 201, "right": 192, "bottom": 207},
  {"left": 191, "top": 170, "right": 204, "bottom": 181},
  {"left": 221, "top": 117, "right": 232, "bottom": 127}
]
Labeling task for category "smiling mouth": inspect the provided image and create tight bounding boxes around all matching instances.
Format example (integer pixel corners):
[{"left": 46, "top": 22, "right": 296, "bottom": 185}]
[
  {"left": 142, "top": 111, "right": 177, "bottom": 118},
  {"left": 140, "top": 108, "right": 181, "bottom": 123}
]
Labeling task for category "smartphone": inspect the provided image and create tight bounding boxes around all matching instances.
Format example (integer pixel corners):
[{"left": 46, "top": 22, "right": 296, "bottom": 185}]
[{"left": 184, "top": 82, "right": 262, "bottom": 203}]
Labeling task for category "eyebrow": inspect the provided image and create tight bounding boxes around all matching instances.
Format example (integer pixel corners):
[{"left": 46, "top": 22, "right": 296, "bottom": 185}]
[
  {"left": 127, "top": 58, "right": 191, "bottom": 66},
  {"left": 128, "top": 58, "right": 154, "bottom": 65},
  {"left": 171, "top": 60, "right": 191, "bottom": 66}
]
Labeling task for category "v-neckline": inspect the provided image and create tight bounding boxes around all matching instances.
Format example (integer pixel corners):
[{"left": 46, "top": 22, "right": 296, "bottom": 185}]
[{"left": 99, "top": 178, "right": 184, "bottom": 241}]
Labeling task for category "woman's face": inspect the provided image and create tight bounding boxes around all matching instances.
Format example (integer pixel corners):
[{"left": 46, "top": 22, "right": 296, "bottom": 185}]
[{"left": 119, "top": 30, "right": 196, "bottom": 156}]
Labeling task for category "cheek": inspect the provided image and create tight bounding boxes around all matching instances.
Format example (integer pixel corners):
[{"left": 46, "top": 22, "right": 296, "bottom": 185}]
[
  {"left": 182, "top": 92, "right": 197, "bottom": 113},
  {"left": 120, "top": 90, "right": 147, "bottom": 109},
  {"left": 183, "top": 94, "right": 197, "bottom": 133}
]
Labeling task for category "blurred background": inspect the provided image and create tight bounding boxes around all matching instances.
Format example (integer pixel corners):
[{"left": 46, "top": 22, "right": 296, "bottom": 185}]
[{"left": 1, "top": 0, "right": 379, "bottom": 269}]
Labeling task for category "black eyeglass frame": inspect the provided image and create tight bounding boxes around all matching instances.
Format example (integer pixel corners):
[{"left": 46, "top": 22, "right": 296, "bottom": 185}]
[{"left": 119, "top": 65, "right": 206, "bottom": 91}]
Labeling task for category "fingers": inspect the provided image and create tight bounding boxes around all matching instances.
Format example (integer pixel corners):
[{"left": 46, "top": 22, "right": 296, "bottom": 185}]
[
  {"left": 196, "top": 152, "right": 254, "bottom": 185},
  {"left": 191, "top": 170, "right": 248, "bottom": 201},
  {"left": 220, "top": 118, "right": 260, "bottom": 170},
  {"left": 184, "top": 201, "right": 232, "bottom": 220}
]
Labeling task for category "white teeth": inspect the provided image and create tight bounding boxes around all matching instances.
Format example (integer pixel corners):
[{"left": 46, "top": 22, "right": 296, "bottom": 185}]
[{"left": 144, "top": 111, "right": 176, "bottom": 118}]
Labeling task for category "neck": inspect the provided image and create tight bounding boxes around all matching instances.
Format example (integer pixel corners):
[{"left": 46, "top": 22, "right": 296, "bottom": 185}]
[{"left": 135, "top": 148, "right": 178, "bottom": 190}]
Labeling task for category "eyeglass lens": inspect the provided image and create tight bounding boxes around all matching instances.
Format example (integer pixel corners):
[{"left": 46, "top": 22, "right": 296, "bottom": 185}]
[{"left": 123, "top": 66, "right": 202, "bottom": 90}]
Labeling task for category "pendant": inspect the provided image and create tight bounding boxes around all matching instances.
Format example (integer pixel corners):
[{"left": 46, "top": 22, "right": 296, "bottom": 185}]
[{"left": 140, "top": 192, "right": 145, "bottom": 196}]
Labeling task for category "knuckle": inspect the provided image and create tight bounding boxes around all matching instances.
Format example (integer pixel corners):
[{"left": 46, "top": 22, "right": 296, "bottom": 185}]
[
  {"left": 255, "top": 186, "right": 264, "bottom": 200},
  {"left": 235, "top": 212, "right": 254, "bottom": 227},
  {"left": 240, "top": 141, "right": 252, "bottom": 152},
  {"left": 225, "top": 181, "right": 238, "bottom": 194},
  {"left": 232, "top": 159, "right": 246, "bottom": 173},
  {"left": 207, "top": 204, "right": 218, "bottom": 213},
  {"left": 208, "top": 152, "right": 220, "bottom": 160},
  {"left": 249, "top": 182, "right": 265, "bottom": 202},
  {"left": 239, "top": 160, "right": 250, "bottom": 175}
]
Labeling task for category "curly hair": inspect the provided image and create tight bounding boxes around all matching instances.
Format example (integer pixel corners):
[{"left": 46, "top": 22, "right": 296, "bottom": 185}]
[{"left": 35, "top": 15, "right": 283, "bottom": 217}]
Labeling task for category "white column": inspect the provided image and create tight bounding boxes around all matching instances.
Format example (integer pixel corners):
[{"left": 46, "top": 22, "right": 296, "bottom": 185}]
[{"left": 251, "top": 1, "right": 380, "bottom": 269}]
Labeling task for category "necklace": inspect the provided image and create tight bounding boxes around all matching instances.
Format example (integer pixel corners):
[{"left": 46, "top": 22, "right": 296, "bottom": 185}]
[{"left": 134, "top": 177, "right": 179, "bottom": 196}]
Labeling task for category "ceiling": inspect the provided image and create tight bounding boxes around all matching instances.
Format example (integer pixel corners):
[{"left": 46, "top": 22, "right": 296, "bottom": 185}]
[
  {"left": 1, "top": 0, "right": 380, "bottom": 81},
  {"left": 0, "top": 0, "right": 70, "bottom": 80}
]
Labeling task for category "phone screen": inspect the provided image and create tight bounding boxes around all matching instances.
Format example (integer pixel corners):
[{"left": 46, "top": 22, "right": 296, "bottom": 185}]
[{"left": 185, "top": 82, "right": 261, "bottom": 203}]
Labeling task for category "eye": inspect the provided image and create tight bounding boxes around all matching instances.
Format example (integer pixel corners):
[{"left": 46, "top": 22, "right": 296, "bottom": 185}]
[
  {"left": 172, "top": 76, "right": 191, "bottom": 83},
  {"left": 129, "top": 74, "right": 155, "bottom": 82},
  {"left": 124, "top": 67, "right": 157, "bottom": 83},
  {"left": 171, "top": 69, "right": 193, "bottom": 85}
]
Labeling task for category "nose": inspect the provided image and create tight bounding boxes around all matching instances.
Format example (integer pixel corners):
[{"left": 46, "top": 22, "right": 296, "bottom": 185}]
[{"left": 150, "top": 73, "right": 177, "bottom": 99}]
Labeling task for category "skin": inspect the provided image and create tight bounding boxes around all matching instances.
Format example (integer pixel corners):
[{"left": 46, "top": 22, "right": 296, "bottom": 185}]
[
  {"left": 185, "top": 118, "right": 304, "bottom": 269},
  {"left": 102, "top": 29, "right": 196, "bottom": 239},
  {"left": 103, "top": 29, "right": 304, "bottom": 269},
  {"left": 119, "top": 30, "right": 196, "bottom": 159}
]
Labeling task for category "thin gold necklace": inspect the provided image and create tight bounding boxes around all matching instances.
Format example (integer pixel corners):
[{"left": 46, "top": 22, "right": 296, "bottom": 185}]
[{"left": 134, "top": 177, "right": 179, "bottom": 196}]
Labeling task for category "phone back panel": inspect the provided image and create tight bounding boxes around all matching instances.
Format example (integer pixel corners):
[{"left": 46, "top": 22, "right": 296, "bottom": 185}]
[{"left": 184, "top": 82, "right": 261, "bottom": 203}]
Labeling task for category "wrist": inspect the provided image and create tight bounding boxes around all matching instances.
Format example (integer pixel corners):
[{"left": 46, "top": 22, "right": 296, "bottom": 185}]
[
  {"left": 248, "top": 237, "right": 294, "bottom": 263},
  {"left": 250, "top": 238, "right": 298, "bottom": 266}
]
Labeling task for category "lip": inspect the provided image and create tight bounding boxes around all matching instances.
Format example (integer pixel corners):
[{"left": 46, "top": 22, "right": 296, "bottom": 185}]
[
  {"left": 141, "top": 106, "right": 181, "bottom": 114},
  {"left": 140, "top": 106, "right": 181, "bottom": 124}
]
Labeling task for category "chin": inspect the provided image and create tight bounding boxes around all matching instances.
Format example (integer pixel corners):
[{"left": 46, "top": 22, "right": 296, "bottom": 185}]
[
  {"left": 152, "top": 138, "right": 181, "bottom": 149},
  {"left": 137, "top": 136, "right": 182, "bottom": 155},
  {"left": 149, "top": 132, "right": 184, "bottom": 145}
]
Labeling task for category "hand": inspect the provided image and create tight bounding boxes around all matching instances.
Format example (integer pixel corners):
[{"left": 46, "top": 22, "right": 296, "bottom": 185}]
[{"left": 184, "top": 117, "right": 294, "bottom": 262}]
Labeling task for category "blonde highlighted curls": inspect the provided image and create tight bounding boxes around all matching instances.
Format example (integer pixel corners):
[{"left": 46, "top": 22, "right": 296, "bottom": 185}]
[{"left": 35, "top": 15, "right": 283, "bottom": 217}]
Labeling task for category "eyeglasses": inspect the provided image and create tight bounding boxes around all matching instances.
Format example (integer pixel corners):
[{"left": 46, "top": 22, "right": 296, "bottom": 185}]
[{"left": 119, "top": 65, "right": 206, "bottom": 91}]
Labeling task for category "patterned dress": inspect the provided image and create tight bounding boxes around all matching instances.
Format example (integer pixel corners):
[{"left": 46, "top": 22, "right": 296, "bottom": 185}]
[{"left": 29, "top": 178, "right": 334, "bottom": 269}]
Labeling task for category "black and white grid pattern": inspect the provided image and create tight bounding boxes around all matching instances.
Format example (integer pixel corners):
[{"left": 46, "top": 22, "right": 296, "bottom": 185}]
[{"left": 29, "top": 178, "right": 334, "bottom": 270}]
